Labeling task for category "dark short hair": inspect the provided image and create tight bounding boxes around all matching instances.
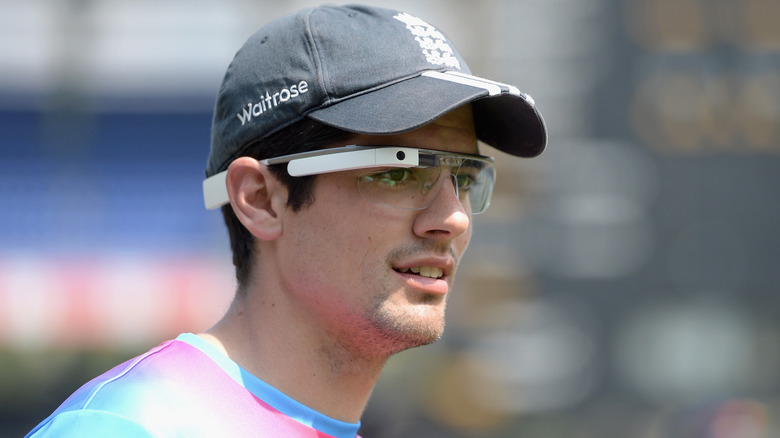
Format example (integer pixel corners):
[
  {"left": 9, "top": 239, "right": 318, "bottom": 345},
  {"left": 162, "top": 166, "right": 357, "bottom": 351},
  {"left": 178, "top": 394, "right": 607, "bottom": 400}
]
[{"left": 221, "top": 119, "right": 354, "bottom": 292}]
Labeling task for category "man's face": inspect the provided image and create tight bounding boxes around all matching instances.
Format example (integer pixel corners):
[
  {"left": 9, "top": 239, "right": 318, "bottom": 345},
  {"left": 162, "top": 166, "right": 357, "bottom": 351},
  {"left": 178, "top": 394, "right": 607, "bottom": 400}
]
[{"left": 275, "top": 105, "right": 477, "bottom": 358}]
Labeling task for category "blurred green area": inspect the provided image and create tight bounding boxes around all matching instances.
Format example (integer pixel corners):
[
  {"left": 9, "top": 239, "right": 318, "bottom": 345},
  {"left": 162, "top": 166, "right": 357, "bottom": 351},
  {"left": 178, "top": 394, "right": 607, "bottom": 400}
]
[{"left": 0, "top": 348, "right": 142, "bottom": 437}]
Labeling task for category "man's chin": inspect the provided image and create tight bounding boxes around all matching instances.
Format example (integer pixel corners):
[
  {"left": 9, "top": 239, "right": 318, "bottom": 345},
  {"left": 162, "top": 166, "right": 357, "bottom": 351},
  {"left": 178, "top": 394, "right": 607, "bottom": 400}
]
[{"left": 371, "top": 309, "right": 446, "bottom": 354}]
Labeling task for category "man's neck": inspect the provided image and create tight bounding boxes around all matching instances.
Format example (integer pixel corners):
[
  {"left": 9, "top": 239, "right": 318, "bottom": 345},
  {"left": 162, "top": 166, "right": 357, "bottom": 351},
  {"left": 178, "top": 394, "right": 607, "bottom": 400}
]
[{"left": 199, "top": 291, "right": 387, "bottom": 424}]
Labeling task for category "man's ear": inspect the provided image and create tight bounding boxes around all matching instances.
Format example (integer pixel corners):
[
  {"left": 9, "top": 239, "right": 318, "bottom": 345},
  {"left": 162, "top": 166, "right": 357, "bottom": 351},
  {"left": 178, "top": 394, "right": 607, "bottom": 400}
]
[{"left": 225, "top": 157, "right": 286, "bottom": 240}]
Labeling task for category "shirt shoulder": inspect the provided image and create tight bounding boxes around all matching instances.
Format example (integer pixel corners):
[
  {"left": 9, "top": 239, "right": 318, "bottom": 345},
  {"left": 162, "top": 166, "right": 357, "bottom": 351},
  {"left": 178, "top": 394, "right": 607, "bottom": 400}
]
[
  {"left": 27, "top": 336, "right": 361, "bottom": 438},
  {"left": 26, "top": 409, "right": 155, "bottom": 438},
  {"left": 28, "top": 339, "right": 251, "bottom": 436}
]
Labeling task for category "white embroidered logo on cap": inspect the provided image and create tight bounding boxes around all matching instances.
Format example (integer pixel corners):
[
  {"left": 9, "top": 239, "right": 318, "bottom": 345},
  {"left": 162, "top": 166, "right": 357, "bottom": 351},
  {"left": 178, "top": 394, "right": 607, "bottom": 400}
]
[
  {"left": 235, "top": 81, "right": 309, "bottom": 126},
  {"left": 393, "top": 12, "right": 460, "bottom": 70}
]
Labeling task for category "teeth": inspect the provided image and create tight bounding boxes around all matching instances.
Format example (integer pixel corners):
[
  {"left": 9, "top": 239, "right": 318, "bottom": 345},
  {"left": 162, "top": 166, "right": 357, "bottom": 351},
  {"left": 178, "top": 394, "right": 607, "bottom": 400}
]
[{"left": 399, "top": 266, "right": 443, "bottom": 279}]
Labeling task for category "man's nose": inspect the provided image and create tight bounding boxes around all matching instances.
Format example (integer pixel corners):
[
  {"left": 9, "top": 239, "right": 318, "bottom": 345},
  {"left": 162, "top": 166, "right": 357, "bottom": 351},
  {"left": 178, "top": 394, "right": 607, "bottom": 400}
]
[{"left": 412, "top": 173, "right": 471, "bottom": 240}]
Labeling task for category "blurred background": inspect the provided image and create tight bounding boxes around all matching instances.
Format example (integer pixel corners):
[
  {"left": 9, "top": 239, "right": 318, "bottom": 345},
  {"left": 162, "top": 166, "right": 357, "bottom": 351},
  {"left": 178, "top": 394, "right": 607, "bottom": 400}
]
[{"left": 1, "top": 0, "right": 779, "bottom": 436}]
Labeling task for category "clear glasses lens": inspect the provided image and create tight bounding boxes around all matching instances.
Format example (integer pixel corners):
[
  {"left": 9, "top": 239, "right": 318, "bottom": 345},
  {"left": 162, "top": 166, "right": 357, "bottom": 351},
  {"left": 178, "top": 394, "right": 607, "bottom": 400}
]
[{"left": 357, "top": 153, "right": 494, "bottom": 214}]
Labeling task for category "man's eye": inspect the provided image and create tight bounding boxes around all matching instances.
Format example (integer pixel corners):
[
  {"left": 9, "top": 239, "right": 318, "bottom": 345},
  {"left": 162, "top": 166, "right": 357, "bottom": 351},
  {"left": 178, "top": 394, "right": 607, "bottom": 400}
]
[
  {"left": 366, "top": 168, "right": 413, "bottom": 187},
  {"left": 455, "top": 173, "right": 477, "bottom": 191}
]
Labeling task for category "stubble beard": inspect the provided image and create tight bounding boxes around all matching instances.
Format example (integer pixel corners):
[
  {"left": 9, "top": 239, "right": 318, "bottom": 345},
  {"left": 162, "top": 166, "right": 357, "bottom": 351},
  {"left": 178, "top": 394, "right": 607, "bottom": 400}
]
[
  {"left": 317, "top": 287, "right": 447, "bottom": 376},
  {"left": 318, "top": 239, "right": 462, "bottom": 365},
  {"left": 367, "top": 293, "right": 447, "bottom": 356},
  {"left": 358, "top": 244, "right": 457, "bottom": 358}
]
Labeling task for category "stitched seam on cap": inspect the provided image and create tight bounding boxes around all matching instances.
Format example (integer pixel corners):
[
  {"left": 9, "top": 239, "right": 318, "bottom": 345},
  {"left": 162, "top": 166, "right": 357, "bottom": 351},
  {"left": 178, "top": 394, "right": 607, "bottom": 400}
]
[{"left": 303, "top": 7, "right": 328, "bottom": 108}]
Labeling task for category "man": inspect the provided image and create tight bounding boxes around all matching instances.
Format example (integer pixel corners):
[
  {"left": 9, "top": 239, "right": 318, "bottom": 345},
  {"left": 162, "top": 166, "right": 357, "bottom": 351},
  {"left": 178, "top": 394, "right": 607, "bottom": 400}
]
[{"left": 27, "top": 4, "right": 546, "bottom": 437}]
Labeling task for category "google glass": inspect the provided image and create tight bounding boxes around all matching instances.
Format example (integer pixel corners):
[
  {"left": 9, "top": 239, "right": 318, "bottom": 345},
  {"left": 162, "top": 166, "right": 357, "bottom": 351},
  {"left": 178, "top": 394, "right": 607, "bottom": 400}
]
[{"left": 203, "top": 146, "right": 496, "bottom": 214}]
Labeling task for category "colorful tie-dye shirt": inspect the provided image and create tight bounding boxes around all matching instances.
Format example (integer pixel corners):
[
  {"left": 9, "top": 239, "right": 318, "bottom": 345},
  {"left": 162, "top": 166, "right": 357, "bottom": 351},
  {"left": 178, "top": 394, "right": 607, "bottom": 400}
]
[{"left": 26, "top": 333, "right": 362, "bottom": 438}]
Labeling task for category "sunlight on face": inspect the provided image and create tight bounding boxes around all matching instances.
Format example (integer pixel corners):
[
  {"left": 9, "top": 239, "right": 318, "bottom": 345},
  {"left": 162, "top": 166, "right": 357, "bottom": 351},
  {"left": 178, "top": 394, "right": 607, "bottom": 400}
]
[{"left": 277, "top": 106, "right": 478, "bottom": 358}]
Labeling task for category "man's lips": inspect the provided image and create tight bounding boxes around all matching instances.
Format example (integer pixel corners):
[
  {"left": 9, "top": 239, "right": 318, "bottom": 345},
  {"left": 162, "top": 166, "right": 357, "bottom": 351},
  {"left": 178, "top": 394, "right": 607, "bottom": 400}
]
[
  {"left": 393, "top": 269, "right": 450, "bottom": 295},
  {"left": 393, "top": 255, "right": 453, "bottom": 278},
  {"left": 394, "top": 266, "right": 444, "bottom": 279},
  {"left": 392, "top": 256, "right": 454, "bottom": 294}
]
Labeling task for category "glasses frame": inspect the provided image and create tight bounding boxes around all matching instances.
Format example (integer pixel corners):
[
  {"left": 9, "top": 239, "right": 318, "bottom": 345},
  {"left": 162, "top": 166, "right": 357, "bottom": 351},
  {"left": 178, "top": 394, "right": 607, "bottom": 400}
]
[{"left": 203, "top": 145, "right": 495, "bottom": 212}]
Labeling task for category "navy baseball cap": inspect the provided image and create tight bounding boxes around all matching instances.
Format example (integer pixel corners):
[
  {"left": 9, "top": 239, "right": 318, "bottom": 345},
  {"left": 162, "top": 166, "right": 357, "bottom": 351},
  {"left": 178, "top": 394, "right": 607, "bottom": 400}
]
[{"left": 206, "top": 4, "right": 547, "bottom": 177}]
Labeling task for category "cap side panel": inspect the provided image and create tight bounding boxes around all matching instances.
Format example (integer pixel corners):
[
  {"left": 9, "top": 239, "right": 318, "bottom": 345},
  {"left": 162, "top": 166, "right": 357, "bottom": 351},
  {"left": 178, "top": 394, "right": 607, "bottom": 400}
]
[{"left": 302, "top": 7, "right": 329, "bottom": 109}]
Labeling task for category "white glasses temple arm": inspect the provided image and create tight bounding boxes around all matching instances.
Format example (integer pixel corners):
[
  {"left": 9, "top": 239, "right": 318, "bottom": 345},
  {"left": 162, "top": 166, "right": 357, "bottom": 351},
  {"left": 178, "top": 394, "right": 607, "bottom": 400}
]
[
  {"left": 281, "top": 147, "right": 418, "bottom": 176},
  {"left": 203, "top": 170, "right": 229, "bottom": 210},
  {"left": 202, "top": 147, "right": 420, "bottom": 210}
]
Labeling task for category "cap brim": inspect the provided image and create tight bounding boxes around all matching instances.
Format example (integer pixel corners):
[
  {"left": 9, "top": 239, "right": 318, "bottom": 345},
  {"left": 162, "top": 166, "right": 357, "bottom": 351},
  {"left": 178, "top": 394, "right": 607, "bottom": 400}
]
[{"left": 307, "top": 71, "right": 546, "bottom": 158}]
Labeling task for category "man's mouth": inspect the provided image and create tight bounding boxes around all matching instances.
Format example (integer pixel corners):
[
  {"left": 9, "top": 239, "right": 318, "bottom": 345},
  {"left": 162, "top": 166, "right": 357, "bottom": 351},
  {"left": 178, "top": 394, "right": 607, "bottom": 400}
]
[{"left": 395, "top": 266, "right": 444, "bottom": 279}]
